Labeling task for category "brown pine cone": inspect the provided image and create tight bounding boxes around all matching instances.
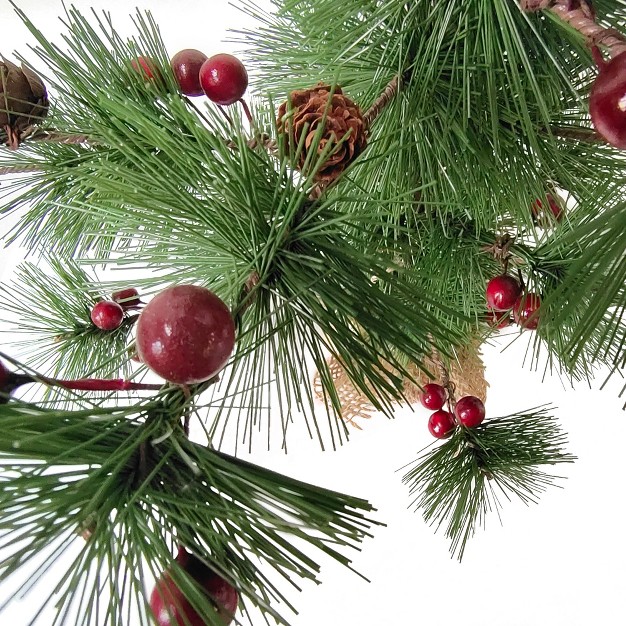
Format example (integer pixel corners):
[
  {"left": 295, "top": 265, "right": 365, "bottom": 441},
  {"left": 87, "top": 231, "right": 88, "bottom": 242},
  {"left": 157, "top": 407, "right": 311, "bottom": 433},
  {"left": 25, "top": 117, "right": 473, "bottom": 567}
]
[
  {"left": 1, "top": 58, "right": 49, "bottom": 149},
  {"left": 277, "top": 83, "right": 367, "bottom": 184}
]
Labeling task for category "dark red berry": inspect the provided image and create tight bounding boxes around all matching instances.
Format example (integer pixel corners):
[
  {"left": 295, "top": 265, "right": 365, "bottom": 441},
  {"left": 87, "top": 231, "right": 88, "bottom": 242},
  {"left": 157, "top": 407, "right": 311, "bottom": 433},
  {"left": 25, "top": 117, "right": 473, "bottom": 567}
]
[
  {"left": 199, "top": 54, "right": 248, "bottom": 106},
  {"left": 590, "top": 50, "right": 626, "bottom": 148},
  {"left": 454, "top": 395, "right": 485, "bottom": 428},
  {"left": 532, "top": 194, "right": 564, "bottom": 224},
  {"left": 171, "top": 49, "right": 209, "bottom": 97},
  {"left": 428, "top": 410, "right": 456, "bottom": 439},
  {"left": 150, "top": 547, "right": 238, "bottom": 626},
  {"left": 486, "top": 275, "right": 522, "bottom": 311},
  {"left": 131, "top": 56, "right": 161, "bottom": 81},
  {"left": 136, "top": 285, "right": 235, "bottom": 384},
  {"left": 420, "top": 383, "right": 447, "bottom": 411},
  {"left": 514, "top": 293, "right": 541, "bottom": 330},
  {"left": 486, "top": 310, "right": 512, "bottom": 329},
  {"left": 90, "top": 300, "right": 124, "bottom": 331},
  {"left": 0, "top": 360, "right": 9, "bottom": 387},
  {"left": 112, "top": 287, "right": 141, "bottom": 310}
]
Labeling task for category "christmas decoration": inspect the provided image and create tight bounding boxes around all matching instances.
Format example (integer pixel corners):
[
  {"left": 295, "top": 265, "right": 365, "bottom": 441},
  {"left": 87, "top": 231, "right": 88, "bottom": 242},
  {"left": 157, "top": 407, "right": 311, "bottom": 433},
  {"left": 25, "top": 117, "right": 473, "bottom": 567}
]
[
  {"left": 420, "top": 383, "right": 447, "bottom": 411},
  {"left": 277, "top": 83, "right": 367, "bottom": 184},
  {"left": 199, "top": 53, "right": 248, "bottom": 105},
  {"left": 428, "top": 409, "right": 456, "bottom": 439},
  {"left": 590, "top": 49, "right": 626, "bottom": 148},
  {"left": 171, "top": 48, "right": 209, "bottom": 96},
  {"left": 112, "top": 286, "right": 141, "bottom": 309},
  {"left": 90, "top": 299, "right": 124, "bottom": 331},
  {"left": 514, "top": 293, "right": 542, "bottom": 330},
  {"left": 454, "top": 395, "right": 486, "bottom": 428},
  {"left": 135, "top": 285, "right": 235, "bottom": 384},
  {"left": 150, "top": 547, "right": 238, "bottom": 626},
  {"left": 0, "top": 57, "right": 48, "bottom": 149},
  {"left": 0, "top": 1, "right": 624, "bottom": 624},
  {"left": 532, "top": 193, "right": 564, "bottom": 224},
  {"left": 486, "top": 275, "right": 522, "bottom": 311}
]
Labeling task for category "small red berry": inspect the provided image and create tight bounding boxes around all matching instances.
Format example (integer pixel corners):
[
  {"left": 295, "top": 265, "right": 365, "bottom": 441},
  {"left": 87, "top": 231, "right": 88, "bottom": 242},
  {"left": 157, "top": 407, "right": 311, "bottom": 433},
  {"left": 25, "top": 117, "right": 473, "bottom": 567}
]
[
  {"left": 131, "top": 56, "right": 161, "bottom": 81},
  {"left": 514, "top": 293, "right": 541, "bottom": 330},
  {"left": 532, "top": 194, "right": 564, "bottom": 224},
  {"left": 150, "top": 548, "right": 238, "bottom": 626},
  {"left": 420, "top": 383, "right": 447, "bottom": 411},
  {"left": 486, "top": 275, "right": 522, "bottom": 311},
  {"left": 171, "top": 49, "right": 209, "bottom": 97},
  {"left": 199, "top": 54, "right": 248, "bottom": 106},
  {"left": 428, "top": 410, "right": 456, "bottom": 439},
  {"left": 112, "top": 287, "right": 141, "bottom": 310},
  {"left": 90, "top": 300, "right": 124, "bottom": 331},
  {"left": 136, "top": 285, "right": 235, "bottom": 384},
  {"left": 454, "top": 395, "right": 485, "bottom": 428},
  {"left": 590, "top": 50, "right": 626, "bottom": 148}
]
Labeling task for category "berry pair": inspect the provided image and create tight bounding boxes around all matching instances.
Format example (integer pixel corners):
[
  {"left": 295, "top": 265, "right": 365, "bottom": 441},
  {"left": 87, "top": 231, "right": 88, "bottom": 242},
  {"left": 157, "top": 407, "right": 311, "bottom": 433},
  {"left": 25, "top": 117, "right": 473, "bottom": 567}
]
[
  {"left": 171, "top": 49, "right": 248, "bottom": 105},
  {"left": 90, "top": 287, "right": 141, "bottom": 331},
  {"left": 420, "top": 384, "right": 486, "bottom": 439},
  {"left": 486, "top": 275, "right": 541, "bottom": 330}
]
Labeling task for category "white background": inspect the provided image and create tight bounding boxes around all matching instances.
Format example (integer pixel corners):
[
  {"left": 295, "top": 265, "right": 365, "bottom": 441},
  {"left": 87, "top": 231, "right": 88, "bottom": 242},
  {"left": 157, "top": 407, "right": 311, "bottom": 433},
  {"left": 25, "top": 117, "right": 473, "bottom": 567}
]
[{"left": 1, "top": 1, "right": 625, "bottom": 625}]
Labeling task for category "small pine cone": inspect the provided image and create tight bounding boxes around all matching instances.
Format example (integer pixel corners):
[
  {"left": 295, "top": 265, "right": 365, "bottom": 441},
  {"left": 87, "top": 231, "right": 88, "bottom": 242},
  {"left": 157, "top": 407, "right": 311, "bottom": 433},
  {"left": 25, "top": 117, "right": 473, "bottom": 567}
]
[
  {"left": 1, "top": 58, "right": 49, "bottom": 149},
  {"left": 277, "top": 83, "right": 367, "bottom": 184}
]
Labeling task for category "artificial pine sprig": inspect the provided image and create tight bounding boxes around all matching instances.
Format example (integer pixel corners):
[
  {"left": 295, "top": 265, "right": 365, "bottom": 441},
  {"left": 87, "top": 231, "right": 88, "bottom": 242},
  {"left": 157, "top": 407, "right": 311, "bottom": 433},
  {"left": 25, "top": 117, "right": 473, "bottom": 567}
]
[
  {"left": 0, "top": 389, "right": 381, "bottom": 626},
  {"left": 402, "top": 406, "right": 576, "bottom": 560}
]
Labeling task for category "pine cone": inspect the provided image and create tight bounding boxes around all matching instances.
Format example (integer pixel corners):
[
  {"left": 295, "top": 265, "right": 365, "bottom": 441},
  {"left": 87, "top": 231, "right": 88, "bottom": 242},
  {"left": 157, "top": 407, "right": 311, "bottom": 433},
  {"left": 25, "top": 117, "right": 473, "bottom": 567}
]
[
  {"left": 277, "top": 83, "right": 367, "bottom": 184},
  {"left": 1, "top": 58, "right": 49, "bottom": 149}
]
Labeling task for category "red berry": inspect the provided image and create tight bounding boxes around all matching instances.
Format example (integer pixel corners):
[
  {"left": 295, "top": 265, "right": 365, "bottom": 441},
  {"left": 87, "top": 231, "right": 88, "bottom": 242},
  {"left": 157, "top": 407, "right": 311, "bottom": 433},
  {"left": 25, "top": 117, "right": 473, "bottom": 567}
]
[
  {"left": 532, "top": 194, "right": 564, "bottom": 224},
  {"left": 514, "top": 293, "right": 541, "bottom": 330},
  {"left": 150, "top": 548, "right": 238, "bottom": 626},
  {"left": 420, "top": 383, "right": 447, "bottom": 410},
  {"left": 199, "top": 54, "right": 248, "bottom": 106},
  {"left": 486, "top": 310, "right": 512, "bottom": 329},
  {"left": 0, "top": 360, "right": 9, "bottom": 387},
  {"left": 590, "top": 51, "right": 626, "bottom": 148},
  {"left": 454, "top": 395, "right": 485, "bottom": 428},
  {"left": 428, "top": 410, "right": 456, "bottom": 439},
  {"left": 171, "top": 49, "right": 209, "bottom": 97},
  {"left": 131, "top": 56, "right": 161, "bottom": 81},
  {"left": 112, "top": 287, "right": 141, "bottom": 310},
  {"left": 136, "top": 285, "right": 235, "bottom": 384},
  {"left": 90, "top": 300, "right": 124, "bottom": 331},
  {"left": 486, "top": 275, "right": 522, "bottom": 311}
]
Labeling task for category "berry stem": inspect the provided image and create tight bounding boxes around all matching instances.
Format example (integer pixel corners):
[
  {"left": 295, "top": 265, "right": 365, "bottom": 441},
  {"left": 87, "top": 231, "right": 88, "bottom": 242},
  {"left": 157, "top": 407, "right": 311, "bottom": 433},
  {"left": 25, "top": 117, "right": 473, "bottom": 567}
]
[
  {"left": 216, "top": 105, "right": 234, "bottom": 127},
  {"left": 238, "top": 98, "right": 255, "bottom": 127},
  {"left": 51, "top": 378, "right": 163, "bottom": 392}
]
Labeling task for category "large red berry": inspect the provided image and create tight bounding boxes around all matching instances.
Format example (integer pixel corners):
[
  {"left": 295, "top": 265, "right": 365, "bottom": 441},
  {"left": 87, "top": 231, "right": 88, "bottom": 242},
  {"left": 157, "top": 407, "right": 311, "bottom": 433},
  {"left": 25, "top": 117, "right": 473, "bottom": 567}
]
[
  {"left": 420, "top": 383, "right": 447, "bottom": 411},
  {"left": 136, "top": 285, "right": 235, "bottom": 384},
  {"left": 171, "top": 49, "right": 209, "bottom": 97},
  {"left": 199, "top": 54, "right": 248, "bottom": 105},
  {"left": 150, "top": 548, "right": 238, "bottom": 626},
  {"left": 112, "top": 287, "right": 141, "bottom": 310},
  {"left": 454, "top": 395, "right": 485, "bottom": 428},
  {"left": 428, "top": 410, "right": 456, "bottom": 439},
  {"left": 90, "top": 300, "right": 124, "bottom": 331},
  {"left": 486, "top": 275, "right": 521, "bottom": 311},
  {"left": 514, "top": 293, "right": 541, "bottom": 330},
  {"left": 590, "top": 51, "right": 626, "bottom": 148}
]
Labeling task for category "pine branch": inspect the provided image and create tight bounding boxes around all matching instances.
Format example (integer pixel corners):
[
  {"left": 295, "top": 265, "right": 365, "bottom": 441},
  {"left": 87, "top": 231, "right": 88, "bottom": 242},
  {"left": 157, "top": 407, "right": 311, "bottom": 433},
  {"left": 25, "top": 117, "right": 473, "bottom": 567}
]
[{"left": 402, "top": 406, "right": 575, "bottom": 560}]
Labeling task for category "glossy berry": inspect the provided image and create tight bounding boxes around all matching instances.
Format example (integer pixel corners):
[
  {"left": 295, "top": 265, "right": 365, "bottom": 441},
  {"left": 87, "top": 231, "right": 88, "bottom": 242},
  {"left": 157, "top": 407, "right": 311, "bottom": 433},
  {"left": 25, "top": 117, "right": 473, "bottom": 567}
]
[
  {"left": 590, "top": 51, "right": 626, "bottom": 148},
  {"left": 90, "top": 300, "right": 124, "bottom": 331},
  {"left": 514, "top": 293, "right": 541, "bottom": 330},
  {"left": 454, "top": 395, "right": 486, "bottom": 428},
  {"left": 486, "top": 275, "right": 522, "bottom": 311},
  {"left": 171, "top": 49, "right": 208, "bottom": 96},
  {"left": 112, "top": 287, "right": 141, "bottom": 310},
  {"left": 428, "top": 410, "right": 456, "bottom": 439},
  {"left": 532, "top": 194, "right": 564, "bottom": 224},
  {"left": 199, "top": 54, "right": 248, "bottom": 105},
  {"left": 150, "top": 547, "right": 238, "bottom": 626},
  {"left": 0, "top": 360, "right": 9, "bottom": 387},
  {"left": 420, "top": 383, "right": 447, "bottom": 411},
  {"left": 136, "top": 285, "right": 235, "bottom": 384},
  {"left": 131, "top": 56, "right": 161, "bottom": 81}
]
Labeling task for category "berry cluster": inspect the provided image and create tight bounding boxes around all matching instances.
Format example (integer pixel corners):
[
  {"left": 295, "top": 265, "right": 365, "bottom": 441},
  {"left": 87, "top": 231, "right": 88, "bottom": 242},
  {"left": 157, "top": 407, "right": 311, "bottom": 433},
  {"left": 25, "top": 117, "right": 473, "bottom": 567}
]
[
  {"left": 419, "top": 383, "right": 486, "bottom": 439},
  {"left": 486, "top": 274, "right": 541, "bottom": 331},
  {"left": 90, "top": 287, "right": 141, "bottom": 331}
]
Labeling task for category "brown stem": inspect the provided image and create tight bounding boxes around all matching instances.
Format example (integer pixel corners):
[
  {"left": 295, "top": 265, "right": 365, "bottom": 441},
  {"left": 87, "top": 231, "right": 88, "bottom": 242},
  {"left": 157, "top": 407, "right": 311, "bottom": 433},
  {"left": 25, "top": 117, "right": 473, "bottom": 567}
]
[
  {"left": 50, "top": 378, "right": 163, "bottom": 392},
  {"left": 0, "top": 163, "right": 43, "bottom": 175},
  {"left": 238, "top": 98, "right": 254, "bottom": 127},
  {"left": 363, "top": 75, "right": 400, "bottom": 130}
]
